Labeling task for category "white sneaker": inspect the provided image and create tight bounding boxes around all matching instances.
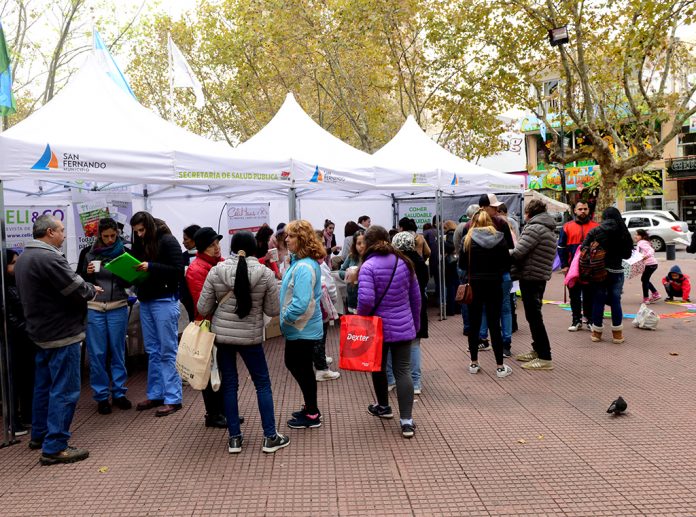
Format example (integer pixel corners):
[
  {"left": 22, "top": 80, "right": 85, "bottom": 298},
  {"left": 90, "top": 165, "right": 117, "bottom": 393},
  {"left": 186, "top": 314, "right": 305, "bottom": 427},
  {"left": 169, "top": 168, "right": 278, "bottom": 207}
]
[
  {"left": 468, "top": 363, "right": 481, "bottom": 374},
  {"left": 325, "top": 356, "right": 333, "bottom": 365},
  {"left": 496, "top": 364, "right": 513, "bottom": 378},
  {"left": 567, "top": 321, "right": 582, "bottom": 332},
  {"left": 316, "top": 369, "right": 340, "bottom": 381},
  {"left": 387, "top": 384, "right": 396, "bottom": 392},
  {"left": 413, "top": 387, "right": 422, "bottom": 395}
]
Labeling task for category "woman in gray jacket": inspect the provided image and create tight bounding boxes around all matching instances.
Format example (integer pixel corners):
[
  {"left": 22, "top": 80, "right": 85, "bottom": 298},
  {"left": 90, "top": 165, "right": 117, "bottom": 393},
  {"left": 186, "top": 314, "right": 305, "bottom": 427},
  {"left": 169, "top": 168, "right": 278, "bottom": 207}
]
[
  {"left": 198, "top": 231, "right": 288, "bottom": 454},
  {"left": 510, "top": 200, "right": 557, "bottom": 371}
]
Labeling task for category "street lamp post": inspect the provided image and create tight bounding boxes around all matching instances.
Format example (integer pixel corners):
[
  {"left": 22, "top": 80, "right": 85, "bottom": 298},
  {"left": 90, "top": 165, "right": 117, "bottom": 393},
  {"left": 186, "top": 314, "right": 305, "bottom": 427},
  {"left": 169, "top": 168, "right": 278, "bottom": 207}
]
[{"left": 549, "top": 25, "right": 570, "bottom": 214}]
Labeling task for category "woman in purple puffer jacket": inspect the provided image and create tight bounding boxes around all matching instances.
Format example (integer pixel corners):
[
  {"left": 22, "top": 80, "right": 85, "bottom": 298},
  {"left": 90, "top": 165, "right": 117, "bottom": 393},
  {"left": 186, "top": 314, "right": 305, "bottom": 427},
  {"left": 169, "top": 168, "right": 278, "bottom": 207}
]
[{"left": 358, "top": 226, "right": 421, "bottom": 438}]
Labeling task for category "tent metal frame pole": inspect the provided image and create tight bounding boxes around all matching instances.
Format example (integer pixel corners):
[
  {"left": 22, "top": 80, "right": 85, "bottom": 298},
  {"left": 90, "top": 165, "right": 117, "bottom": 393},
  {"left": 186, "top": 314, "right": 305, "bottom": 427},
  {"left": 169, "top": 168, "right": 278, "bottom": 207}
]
[
  {"left": 143, "top": 186, "right": 151, "bottom": 212},
  {"left": 0, "top": 180, "right": 19, "bottom": 448},
  {"left": 288, "top": 185, "right": 297, "bottom": 221},
  {"left": 437, "top": 189, "right": 447, "bottom": 321}
]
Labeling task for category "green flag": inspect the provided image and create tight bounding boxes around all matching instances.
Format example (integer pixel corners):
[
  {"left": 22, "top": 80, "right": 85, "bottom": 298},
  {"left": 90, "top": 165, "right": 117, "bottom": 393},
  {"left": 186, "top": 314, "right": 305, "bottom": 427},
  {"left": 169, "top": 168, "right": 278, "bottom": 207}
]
[{"left": 0, "top": 19, "right": 17, "bottom": 117}]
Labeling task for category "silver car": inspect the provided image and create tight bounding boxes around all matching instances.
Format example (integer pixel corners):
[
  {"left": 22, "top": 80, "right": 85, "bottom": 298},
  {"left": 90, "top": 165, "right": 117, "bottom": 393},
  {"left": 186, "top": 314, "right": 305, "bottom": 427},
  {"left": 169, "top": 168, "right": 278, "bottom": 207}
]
[{"left": 622, "top": 210, "right": 691, "bottom": 251}]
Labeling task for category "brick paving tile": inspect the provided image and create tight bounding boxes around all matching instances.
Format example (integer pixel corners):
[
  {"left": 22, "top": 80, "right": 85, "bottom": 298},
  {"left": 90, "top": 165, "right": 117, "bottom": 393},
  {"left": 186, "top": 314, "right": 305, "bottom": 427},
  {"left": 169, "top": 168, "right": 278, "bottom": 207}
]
[{"left": 2, "top": 255, "right": 696, "bottom": 516}]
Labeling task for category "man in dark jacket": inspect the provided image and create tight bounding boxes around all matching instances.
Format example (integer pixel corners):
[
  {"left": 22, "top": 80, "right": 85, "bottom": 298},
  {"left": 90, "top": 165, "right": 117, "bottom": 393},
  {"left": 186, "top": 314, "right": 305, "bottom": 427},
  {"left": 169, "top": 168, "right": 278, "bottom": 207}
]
[
  {"left": 557, "top": 200, "right": 598, "bottom": 331},
  {"left": 511, "top": 200, "right": 557, "bottom": 370},
  {"left": 14, "top": 215, "right": 99, "bottom": 465}
]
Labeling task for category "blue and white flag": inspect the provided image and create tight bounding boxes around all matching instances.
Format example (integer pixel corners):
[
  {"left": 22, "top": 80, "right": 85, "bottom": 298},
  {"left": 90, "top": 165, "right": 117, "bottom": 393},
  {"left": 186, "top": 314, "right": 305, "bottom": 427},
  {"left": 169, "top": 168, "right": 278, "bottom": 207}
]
[{"left": 93, "top": 29, "right": 136, "bottom": 100}]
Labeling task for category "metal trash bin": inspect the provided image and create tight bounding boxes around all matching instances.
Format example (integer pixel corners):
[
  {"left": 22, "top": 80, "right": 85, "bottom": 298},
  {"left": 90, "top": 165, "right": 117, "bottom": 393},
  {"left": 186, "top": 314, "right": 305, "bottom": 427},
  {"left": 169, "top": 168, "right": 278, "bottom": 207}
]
[{"left": 666, "top": 243, "right": 676, "bottom": 260}]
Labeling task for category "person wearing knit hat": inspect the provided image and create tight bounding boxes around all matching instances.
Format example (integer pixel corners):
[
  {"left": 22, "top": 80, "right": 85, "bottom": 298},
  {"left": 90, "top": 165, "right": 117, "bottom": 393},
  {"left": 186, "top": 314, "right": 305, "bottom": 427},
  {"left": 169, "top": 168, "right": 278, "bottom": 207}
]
[
  {"left": 194, "top": 227, "right": 223, "bottom": 254},
  {"left": 389, "top": 232, "right": 429, "bottom": 395},
  {"left": 186, "top": 227, "right": 226, "bottom": 428},
  {"left": 392, "top": 231, "right": 415, "bottom": 251}
]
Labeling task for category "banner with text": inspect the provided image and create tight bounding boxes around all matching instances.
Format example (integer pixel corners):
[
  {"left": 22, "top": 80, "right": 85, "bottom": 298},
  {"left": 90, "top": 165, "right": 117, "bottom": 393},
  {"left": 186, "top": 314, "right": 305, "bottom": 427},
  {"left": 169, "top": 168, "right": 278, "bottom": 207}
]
[
  {"left": 227, "top": 203, "right": 270, "bottom": 234},
  {"left": 72, "top": 192, "right": 133, "bottom": 250},
  {"left": 5, "top": 205, "right": 69, "bottom": 253},
  {"left": 397, "top": 201, "right": 437, "bottom": 230}
]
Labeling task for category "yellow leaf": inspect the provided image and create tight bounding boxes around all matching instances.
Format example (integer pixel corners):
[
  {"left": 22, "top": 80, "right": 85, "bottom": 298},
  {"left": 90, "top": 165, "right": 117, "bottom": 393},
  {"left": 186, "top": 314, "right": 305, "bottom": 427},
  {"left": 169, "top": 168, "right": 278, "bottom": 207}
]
[
  {"left": 98, "top": 466, "right": 109, "bottom": 473},
  {"left": 537, "top": 434, "right": 545, "bottom": 440}
]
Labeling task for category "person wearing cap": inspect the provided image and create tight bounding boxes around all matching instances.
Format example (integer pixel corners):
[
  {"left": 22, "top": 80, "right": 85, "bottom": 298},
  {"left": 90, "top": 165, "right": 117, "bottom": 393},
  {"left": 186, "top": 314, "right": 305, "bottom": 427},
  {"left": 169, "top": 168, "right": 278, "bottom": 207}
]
[{"left": 185, "top": 227, "right": 227, "bottom": 428}]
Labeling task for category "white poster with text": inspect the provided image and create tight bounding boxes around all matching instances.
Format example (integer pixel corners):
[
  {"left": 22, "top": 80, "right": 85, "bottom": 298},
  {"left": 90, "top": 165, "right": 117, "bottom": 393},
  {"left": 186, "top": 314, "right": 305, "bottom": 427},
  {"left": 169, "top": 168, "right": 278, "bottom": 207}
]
[
  {"left": 397, "top": 201, "right": 437, "bottom": 230},
  {"left": 227, "top": 203, "right": 270, "bottom": 234},
  {"left": 5, "top": 205, "right": 69, "bottom": 253}
]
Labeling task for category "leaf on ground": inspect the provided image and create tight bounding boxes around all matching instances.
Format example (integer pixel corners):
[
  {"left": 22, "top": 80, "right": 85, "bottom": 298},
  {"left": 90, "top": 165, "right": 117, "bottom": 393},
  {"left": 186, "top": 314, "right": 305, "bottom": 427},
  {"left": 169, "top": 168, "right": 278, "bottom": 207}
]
[
  {"left": 517, "top": 439, "right": 527, "bottom": 444},
  {"left": 537, "top": 434, "right": 545, "bottom": 440},
  {"left": 98, "top": 466, "right": 109, "bottom": 473},
  {"left": 669, "top": 352, "right": 679, "bottom": 356}
]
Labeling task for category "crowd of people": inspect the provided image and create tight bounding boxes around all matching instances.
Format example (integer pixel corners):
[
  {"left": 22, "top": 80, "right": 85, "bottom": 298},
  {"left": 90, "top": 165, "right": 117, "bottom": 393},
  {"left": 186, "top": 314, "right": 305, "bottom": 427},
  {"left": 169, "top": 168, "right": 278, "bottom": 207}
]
[{"left": 4, "top": 200, "right": 696, "bottom": 464}]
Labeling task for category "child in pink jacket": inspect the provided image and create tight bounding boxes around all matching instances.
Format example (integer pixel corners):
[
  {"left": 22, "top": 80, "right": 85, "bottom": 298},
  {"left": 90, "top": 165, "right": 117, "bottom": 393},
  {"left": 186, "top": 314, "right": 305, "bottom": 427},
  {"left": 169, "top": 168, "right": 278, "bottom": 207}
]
[{"left": 635, "top": 229, "right": 660, "bottom": 304}]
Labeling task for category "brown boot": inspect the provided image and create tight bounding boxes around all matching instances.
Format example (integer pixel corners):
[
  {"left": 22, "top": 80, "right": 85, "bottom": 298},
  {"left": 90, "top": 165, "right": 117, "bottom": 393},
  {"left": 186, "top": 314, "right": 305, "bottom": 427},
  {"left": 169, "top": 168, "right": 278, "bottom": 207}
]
[
  {"left": 611, "top": 325, "right": 624, "bottom": 344},
  {"left": 590, "top": 325, "right": 603, "bottom": 342}
]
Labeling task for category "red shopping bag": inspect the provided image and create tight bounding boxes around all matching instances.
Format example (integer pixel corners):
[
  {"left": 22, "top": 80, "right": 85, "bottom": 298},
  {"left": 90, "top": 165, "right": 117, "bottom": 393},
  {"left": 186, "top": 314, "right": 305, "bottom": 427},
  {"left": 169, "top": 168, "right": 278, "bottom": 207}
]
[{"left": 339, "top": 315, "right": 384, "bottom": 372}]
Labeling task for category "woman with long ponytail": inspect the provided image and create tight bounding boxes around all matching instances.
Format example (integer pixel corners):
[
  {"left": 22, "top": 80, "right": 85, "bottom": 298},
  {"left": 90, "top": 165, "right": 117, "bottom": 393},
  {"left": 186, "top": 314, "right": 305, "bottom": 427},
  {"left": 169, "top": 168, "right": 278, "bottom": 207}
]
[{"left": 198, "top": 231, "right": 287, "bottom": 454}]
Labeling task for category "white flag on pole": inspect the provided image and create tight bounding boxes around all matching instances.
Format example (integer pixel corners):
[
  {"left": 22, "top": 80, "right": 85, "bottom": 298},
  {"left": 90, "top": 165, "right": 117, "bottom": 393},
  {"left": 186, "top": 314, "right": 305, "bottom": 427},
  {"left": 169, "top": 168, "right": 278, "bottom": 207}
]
[{"left": 168, "top": 35, "right": 204, "bottom": 109}]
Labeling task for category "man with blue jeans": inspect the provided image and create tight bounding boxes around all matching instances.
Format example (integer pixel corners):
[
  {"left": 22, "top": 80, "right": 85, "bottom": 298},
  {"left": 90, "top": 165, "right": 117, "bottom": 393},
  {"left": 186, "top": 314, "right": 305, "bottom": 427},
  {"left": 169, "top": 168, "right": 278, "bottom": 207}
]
[{"left": 15, "top": 215, "right": 98, "bottom": 465}]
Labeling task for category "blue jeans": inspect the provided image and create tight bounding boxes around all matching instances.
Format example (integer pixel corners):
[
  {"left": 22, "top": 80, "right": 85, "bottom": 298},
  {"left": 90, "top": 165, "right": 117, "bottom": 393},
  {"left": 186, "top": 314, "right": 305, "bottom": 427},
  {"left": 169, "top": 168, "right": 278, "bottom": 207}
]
[
  {"left": 86, "top": 306, "right": 129, "bottom": 401},
  {"left": 386, "top": 338, "right": 421, "bottom": 389},
  {"left": 591, "top": 272, "right": 625, "bottom": 328},
  {"left": 218, "top": 344, "right": 277, "bottom": 438},
  {"left": 479, "top": 273, "right": 512, "bottom": 345},
  {"left": 32, "top": 343, "right": 81, "bottom": 454},
  {"left": 140, "top": 297, "right": 182, "bottom": 405}
]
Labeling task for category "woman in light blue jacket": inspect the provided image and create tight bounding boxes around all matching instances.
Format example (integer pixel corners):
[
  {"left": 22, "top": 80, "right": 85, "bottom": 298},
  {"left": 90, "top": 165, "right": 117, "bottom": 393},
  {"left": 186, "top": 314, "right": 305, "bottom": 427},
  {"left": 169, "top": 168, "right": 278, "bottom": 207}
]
[{"left": 280, "top": 220, "right": 326, "bottom": 429}]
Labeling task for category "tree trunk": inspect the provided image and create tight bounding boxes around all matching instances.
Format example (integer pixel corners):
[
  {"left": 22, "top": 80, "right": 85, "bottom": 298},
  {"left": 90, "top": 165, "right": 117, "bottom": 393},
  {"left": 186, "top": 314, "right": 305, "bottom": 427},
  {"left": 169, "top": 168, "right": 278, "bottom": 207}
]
[{"left": 596, "top": 173, "right": 619, "bottom": 213}]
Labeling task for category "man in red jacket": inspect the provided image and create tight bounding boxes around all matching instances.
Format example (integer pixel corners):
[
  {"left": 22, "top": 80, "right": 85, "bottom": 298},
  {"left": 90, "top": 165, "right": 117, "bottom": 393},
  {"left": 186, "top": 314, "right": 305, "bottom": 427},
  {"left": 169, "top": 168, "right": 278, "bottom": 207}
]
[{"left": 557, "top": 200, "right": 599, "bottom": 331}]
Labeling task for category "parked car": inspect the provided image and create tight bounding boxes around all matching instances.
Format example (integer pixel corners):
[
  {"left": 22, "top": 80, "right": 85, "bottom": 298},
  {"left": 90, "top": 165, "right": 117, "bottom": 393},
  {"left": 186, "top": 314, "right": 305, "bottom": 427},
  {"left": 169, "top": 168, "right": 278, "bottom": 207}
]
[{"left": 622, "top": 210, "right": 691, "bottom": 252}]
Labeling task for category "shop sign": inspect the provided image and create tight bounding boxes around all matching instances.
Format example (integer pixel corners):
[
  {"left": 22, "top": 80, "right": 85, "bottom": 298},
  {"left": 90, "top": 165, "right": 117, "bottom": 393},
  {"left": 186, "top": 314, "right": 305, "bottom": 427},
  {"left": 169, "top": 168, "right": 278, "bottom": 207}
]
[
  {"left": 667, "top": 157, "right": 696, "bottom": 178},
  {"left": 527, "top": 164, "right": 599, "bottom": 191}
]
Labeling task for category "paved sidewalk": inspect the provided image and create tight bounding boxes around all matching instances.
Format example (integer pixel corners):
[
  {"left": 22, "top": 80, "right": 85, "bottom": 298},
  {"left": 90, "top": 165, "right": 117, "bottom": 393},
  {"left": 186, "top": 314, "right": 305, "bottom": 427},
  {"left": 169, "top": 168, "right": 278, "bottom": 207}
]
[{"left": 1, "top": 256, "right": 696, "bottom": 516}]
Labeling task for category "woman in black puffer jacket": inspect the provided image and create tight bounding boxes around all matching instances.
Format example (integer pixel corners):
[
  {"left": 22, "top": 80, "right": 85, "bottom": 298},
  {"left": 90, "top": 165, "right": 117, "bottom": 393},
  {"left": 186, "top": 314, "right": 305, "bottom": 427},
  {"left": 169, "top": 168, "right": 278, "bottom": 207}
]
[
  {"left": 130, "top": 212, "right": 185, "bottom": 417},
  {"left": 582, "top": 207, "right": 633, "bottom": 344}
]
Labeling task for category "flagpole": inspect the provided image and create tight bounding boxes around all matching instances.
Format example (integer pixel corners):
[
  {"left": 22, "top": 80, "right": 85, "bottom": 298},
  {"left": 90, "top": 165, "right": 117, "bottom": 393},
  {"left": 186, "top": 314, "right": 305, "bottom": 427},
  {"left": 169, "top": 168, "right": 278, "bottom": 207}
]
[{"left": 168, "top": 33, "right": 174, "bottom": 122}]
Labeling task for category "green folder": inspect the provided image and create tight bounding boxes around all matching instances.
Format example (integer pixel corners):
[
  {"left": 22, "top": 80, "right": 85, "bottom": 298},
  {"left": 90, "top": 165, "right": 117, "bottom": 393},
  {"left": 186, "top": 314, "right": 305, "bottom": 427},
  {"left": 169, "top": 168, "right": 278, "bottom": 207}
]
[{"left": 103, "top": 252, "right": 150, "bottom": 283}]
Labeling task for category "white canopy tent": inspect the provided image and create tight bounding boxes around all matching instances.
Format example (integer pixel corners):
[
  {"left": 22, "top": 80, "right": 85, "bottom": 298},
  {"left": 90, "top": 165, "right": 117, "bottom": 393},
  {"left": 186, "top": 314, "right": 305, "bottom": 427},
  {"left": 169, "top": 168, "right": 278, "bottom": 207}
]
[
  {"left": 0, "top": 55, "right": 292, "bottom": 191},
  {"left": 233, "top": 93, "right": 378, "bottom": 196},
  {"left": 370, "top": 116, "right": 525, "bottom": 320},
  {"left": 372, "top": 116, "right": 524, "bottom": 196}
]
